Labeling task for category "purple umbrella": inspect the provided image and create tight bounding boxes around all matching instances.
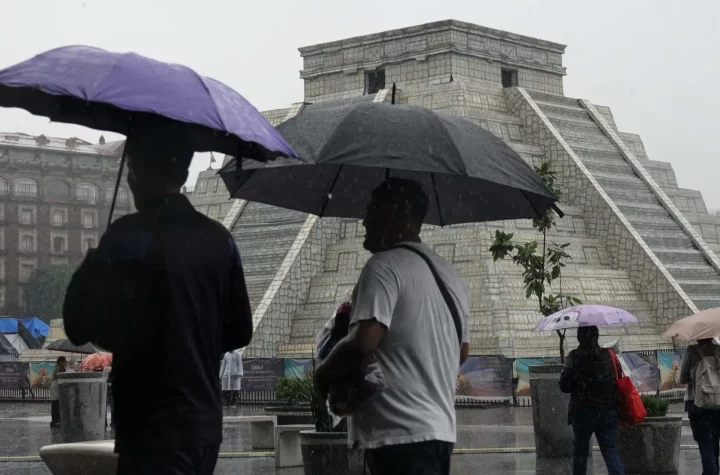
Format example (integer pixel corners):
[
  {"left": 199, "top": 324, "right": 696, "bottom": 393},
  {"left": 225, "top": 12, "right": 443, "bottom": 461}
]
[
  {"left": 0, "top": 46, "right": 296, "bottom": 161},
  {"left": 0, "top": 46, "right": 297, "bottom": 224},
  {"left": 534, "top": 305, "right": 638, "bottom": 332}
]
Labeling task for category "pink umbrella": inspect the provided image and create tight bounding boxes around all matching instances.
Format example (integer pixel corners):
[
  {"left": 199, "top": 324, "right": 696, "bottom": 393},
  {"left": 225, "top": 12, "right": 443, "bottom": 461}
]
[
  {"left": 534, "top": 305, "right": 638, "bottom": 332},
  {"left": 662, "top": 308, "right": 720, "bottom": 341}
]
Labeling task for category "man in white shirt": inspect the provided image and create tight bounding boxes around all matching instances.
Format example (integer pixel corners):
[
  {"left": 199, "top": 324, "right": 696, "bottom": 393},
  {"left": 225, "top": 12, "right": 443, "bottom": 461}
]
[{"left": 316, "top": 178, "right": 470, "bottom": 475}]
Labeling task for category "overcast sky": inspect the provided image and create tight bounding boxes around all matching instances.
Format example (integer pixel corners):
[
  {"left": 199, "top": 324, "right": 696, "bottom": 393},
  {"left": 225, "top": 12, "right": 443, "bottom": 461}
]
[{"left": 1, "top": 0, "right": 718, "bottom": 208}]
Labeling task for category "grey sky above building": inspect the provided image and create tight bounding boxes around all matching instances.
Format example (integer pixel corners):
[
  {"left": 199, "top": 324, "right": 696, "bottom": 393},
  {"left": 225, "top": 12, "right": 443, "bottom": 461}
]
[{"left": 1, "top": 0, "right": 718, "bottom": 208}]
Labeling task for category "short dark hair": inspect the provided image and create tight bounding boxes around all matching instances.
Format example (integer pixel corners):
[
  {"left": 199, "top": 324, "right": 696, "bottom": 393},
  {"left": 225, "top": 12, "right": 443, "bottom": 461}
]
[
  {"left": 125, "top": 125, "right": 194, "bottom": 186},
  {"left": 577, "top": 326, "right": 599, "bottom": 346},
  {"left": 371, "top": 178, "right": 429, "bottom": 224}
]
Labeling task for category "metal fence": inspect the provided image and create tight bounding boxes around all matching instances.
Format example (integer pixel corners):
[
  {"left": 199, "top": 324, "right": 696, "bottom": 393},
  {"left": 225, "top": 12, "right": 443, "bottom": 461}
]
[{"left": 0, "top": 388, "right": 51, "bottom": 401}]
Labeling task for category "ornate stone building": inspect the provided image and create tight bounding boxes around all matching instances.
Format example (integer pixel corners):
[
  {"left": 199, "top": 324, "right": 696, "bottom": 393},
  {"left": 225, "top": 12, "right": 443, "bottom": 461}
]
[
  {"left": 0, "top": 133, "right": 131, "bottom": 314},
  {"left": 192, "top": 20, "right": 720, "bottom": 358}
]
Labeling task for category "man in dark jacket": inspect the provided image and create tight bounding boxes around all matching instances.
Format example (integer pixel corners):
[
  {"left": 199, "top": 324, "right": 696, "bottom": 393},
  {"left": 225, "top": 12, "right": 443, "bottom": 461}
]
[{"left": 63, "top": 126, "right": 253, "bottom": 475}]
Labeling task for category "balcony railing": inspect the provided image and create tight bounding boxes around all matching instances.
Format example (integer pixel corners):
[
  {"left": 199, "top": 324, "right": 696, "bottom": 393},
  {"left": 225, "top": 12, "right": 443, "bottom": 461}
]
[
  {"left": 13, "top": 190, "right": 38, "bottom": 199},
  {"left": 75, "top": 193, "right": 99, "bottom": 205}
]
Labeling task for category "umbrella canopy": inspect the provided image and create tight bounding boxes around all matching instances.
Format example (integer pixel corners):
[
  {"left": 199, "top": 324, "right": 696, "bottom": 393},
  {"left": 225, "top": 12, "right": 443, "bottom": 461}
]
[
  {"left": 0, "top": 45, "right": 296, "bottom": 162},
  {"left": 45, "top": 338, "right": 99, "bottom": 355},
  {"left": 534, "top": 305, "right": 639, "bottom": 332},
  {"left": 220, "top": 102, "right": 558, "bottom": 226},
  {"left": 662, "top": 308, "right": 720, "bottom": 341},
  {"left": 79, "top": 353, "right": 112, "bottom": 372}
]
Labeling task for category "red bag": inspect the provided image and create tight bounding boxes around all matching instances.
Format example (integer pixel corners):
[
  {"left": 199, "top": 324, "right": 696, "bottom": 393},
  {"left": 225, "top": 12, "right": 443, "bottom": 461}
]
[{"left": 609, "top": 349, "right": 646, "bottom": 427}]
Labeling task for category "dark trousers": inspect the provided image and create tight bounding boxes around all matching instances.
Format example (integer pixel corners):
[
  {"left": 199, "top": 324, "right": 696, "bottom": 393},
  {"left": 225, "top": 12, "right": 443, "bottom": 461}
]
[
  {"left": 572, "top": 409, "right": 624, "bottom": 475},
  {"left": 689, "top": 403, "right": 720, "bottom": 475},
  {"left": 116, "top": 445, "right": 219, "bottom": 475},
  {"left": 366, "top": 440, "right": 453, "bottom": 475},
  {"left": 50, "top": 400, "right": 60, "bottom": 427}
]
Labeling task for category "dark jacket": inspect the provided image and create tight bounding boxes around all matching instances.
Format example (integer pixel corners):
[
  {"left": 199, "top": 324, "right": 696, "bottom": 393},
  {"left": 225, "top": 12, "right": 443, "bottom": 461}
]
[
  {"left": 63, "top": 194, "right": 252, "bottom": 450},
  {"left": 560, "top": 347, "right": 618, "bottom": 423}
]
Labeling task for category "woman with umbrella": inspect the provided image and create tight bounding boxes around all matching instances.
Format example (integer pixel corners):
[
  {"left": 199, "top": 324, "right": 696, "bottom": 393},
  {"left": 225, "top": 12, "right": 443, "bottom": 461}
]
[{"left": 666, "top": 309, "right": 720, "bottom": 475}]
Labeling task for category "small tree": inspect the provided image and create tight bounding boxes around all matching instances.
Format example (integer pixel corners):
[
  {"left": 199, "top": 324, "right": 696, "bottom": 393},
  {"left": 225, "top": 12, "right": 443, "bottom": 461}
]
[
  {"left": 25, "top": 264, "right": 77, "bottom": 323},
  {"left": 489, "top": 162, "right": 580, "bottom": 362}
]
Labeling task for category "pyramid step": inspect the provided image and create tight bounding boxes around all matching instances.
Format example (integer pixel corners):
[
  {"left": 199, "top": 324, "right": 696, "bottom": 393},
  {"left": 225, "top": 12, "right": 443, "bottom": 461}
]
[
  {"left": 626, "top": 216, "right": 684, "bottom": 233},
  {"left": 534, "top": 101, "right": 589, "bottom": 120},
  {"left": 615, "top": 201, "right": 668, "bottom": 219},
  {"left": 599, "top": 188, "right": 659, "bottom": 205},
  {"left": 652, "top": 248, "right": 709, "bottom": 266},
  {"left": 592, "top": 170, "right": 646, "bottom": 187},
  {"left": 640, "top": 233, "right": 697, "bottom": 250},
  {"left": 527, "top": 91, "right": 581, "bottom": 108},
  {"left": 678, "top": 280, "right": 720, "bottom": 294},
  {"left": 563, "top": 137, "right": 618, "bottom": 154},
  {"left": 689, "top": 296, "right": 720, "bottom": 311},
  {"left": 666, "top": 264, "right": 720, "bottom": 281},
  {"left": 576, "top": 154, "right": 634, "bottom": 174},
  {"left": 542, "top": 112, "right": 597, "bottom": 129}
]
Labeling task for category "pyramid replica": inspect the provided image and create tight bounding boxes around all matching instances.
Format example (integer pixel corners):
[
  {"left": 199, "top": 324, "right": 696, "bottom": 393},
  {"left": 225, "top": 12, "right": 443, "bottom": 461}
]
[{"left": 191, "top": 20, "right": 720, "bottom": 358}]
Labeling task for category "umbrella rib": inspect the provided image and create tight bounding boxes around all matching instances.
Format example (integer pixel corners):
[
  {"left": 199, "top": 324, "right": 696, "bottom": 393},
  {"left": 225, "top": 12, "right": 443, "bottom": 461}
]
[
  {"left": 430, "top": 173, "right": 444, "bottom": 227},
  {"left": 318, "top": 165, "right": 344, "bottom": 218}
]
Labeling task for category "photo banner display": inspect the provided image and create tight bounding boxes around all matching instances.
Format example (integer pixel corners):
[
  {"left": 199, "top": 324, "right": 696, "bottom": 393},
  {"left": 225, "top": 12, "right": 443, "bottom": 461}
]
[
  {"left": 29, "top": 362, "right": 55, "bottom": 389},
  {"left": 621, "top": 352, "right": 658, "bottom": 394},
  {"left": 514, "top": 358, "right": 560, "bottom": 397},
  {"left": 456, "top": 356, "right": 513, "bottom": 398},
  {"left": 284, "top": 358, "right": 312, "bottom": 378},
  {"left": 658, "top": 350, "right": 685, "bottom": 392},
  {"left": 241, "top": 358, "right": 284, "bottom": 391},
  {"left": 0, "top": 362, "right": 29, "bottom": 390}
]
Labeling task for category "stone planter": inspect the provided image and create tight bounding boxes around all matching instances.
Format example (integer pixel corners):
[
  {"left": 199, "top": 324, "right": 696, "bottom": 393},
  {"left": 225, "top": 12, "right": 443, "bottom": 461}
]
[
  {"left": 300, "top": 431, "right": 364, "bottom": 475},
  {"left": 265, "top": 405, "right": 313, "bottom": 425},
  {"left": 619, "top": 416, "right": 682, "bottom": 474},
  {"left": 529, "top": 364, "right": 574, "bottom": 458},
  {"left": 58, "top": 372, "right": 108, "bottom": 443}
]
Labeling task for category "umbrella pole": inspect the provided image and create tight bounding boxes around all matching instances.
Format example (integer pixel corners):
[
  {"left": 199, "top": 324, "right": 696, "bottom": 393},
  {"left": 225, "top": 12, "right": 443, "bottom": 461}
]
[{"left": 106, "top": 148, "right": 128, "bottom": 230}]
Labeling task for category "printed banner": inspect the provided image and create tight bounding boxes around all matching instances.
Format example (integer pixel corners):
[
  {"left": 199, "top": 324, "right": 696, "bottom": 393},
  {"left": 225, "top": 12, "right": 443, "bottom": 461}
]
[
  {"left": 284, "top": 359, "right": 312, "bottom": 378},
  {"left": 658, "top": 350, "right": 685, "bottom": 392},
  {"left": 514, "top": 358, "right": 560, "bottom": 397},
  {"left": 456, "top": 356, "right": 512, "bottom": 398},
  {"left": 241, "top": 358, "right": 284, "bottom": 391},
  {"left": 622, "top": 352, "right": 658, "bottom": 394},
  {"left": 0, "top": 362, "right": 29, "bottom": 390},
  {"left": 29, "top": 362, "right": 55, "bottom": 389}
]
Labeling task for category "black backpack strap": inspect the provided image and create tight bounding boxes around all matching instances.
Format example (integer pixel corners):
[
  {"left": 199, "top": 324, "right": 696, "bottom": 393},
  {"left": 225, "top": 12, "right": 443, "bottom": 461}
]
[{"left": 394, "top": 244, "right": 463, "bottom": 346}]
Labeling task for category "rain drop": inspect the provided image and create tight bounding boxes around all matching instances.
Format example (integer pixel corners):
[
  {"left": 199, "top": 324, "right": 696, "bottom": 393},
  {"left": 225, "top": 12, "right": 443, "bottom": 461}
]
[{"left": 327, "top": 193, "right": 333, "bottom": 199}]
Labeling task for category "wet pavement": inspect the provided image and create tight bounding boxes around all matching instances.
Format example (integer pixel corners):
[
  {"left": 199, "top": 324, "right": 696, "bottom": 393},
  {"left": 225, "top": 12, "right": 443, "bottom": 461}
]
[{"left": 0, "top": 402, "right": 705, "bottom": 474}]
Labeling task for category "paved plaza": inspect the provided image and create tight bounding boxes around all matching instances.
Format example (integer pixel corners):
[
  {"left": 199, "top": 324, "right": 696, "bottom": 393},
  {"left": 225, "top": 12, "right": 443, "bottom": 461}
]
[{"left": 0, "top": 402, "right": 705, "bottom": 474}]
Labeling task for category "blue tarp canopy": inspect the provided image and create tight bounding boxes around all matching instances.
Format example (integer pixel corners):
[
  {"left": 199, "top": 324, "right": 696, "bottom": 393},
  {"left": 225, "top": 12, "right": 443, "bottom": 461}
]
[
  {"left": 0, "top": 318, "right": 49, "bottom": 339},
  {"left": 20, "top": 318, "right": 49, "bottom": 339}
]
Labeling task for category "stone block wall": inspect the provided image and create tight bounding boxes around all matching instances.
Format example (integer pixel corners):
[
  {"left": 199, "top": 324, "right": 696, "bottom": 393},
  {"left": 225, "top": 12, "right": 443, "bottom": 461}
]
[{"left": 505, "top": 87, "right": 697, "bottom": 328}]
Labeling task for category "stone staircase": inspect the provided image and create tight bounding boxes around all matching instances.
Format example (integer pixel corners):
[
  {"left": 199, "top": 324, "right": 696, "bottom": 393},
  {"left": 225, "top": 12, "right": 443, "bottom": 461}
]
[
  {"left": 229, "top": 202, "right": 307, "bottom": 309},
  {"left": 530, "top": 91, "right": 720, "bottom": 310}
]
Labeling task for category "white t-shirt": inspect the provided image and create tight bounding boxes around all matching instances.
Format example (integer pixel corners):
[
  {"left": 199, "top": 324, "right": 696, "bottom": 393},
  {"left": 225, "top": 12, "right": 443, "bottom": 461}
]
[{"left": 349, "top": 242, "right": 469, "bottom": 449}]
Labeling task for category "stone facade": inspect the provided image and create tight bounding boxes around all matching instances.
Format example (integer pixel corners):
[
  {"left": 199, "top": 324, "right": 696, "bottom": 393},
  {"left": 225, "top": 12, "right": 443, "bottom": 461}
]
[
  {"left": 0, "top": 134, "right": 130, "bottom": 315},
  {"left": 214, "top": 20, "right": 720, "bottom": 358}
]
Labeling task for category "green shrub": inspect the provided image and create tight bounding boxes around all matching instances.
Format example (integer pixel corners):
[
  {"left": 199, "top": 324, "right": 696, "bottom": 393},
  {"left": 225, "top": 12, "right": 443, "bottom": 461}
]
[
  {"left": 641, "top": 395, "right": 669, "bottom": 418},
  {"left": 275, "top": 376, "right": 312, "bottom": 407}
]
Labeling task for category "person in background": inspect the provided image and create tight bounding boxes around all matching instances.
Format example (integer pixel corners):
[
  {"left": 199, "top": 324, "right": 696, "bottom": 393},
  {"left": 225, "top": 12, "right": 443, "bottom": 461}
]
[
  {"left": 63, "top": 125, "right": 253, "bottom": 475},
  {"left": 50, "top": 356, "right": 67, "bottom": 428},
  {"left": 679, "top": 338, "right": 720, "bottom": 475},
  {"left": 560, "top": 326, "right": 624, "bottom": 475},
  {"left": 220, "top": 351, "right": 243, "bottom": 407},
  {"left": 66, "top": 358, "right": 77, "bottom": 373},
  {"left": 316, "top": 178, "right": 470, "bottom": 475}
]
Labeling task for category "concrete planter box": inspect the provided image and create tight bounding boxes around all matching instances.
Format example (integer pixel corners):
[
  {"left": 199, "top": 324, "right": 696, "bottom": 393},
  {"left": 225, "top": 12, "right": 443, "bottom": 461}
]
[
  {"left": 619, "top": 416, "right": 682, "bottom": 474},
  {"left": 300, "top": 431, "right": 364, "bottom": 475},
  {"left": 58, "top": 372, "right": 108, "bottom": 443},
  {"left": 265, "top": 406, "right": 313, "bottom": 425},
  {"left": 529, "top": 364, "right": 574, "bottom": 458},
  {"left": 40, "top": 440, "right": 117, "bottom": 475}
]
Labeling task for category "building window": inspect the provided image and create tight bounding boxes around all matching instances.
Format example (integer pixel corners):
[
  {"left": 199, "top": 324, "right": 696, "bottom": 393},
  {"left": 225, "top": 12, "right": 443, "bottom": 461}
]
[
  {"left": 77, "top": 183, "right": 99, "bottom": 204},
  {"left": 365, "top": 69, "right": 386, "bottom": 95},
  {"left": 84, "top": 237, "right": 96, "bottom": 252},
  {"left": 82, "top": 212, "right": 95, "bottom": 228},
  {"left": 14, "top": 178, "right": 37, "bottom": 198},
  {"left": 105, "top": 186, "right": 129, "bottom": 205},
  {"left": 53, "top": 211, "right": 64, "bottom": 226},
  {"left": 20, "top": 209, "right": 33, "bottom": 225},
  {"left": 53, "top": 236, "right": 65, "bottom": 254},
  {"left": 0, "top": 178, "right": 7, "bottom": 196},
  {"left": 501, "top": 68, "right": 518, "bottom": 88},
  {"left": 19, "top": 264, "right": 34, "bottom": 282},
  {"left": 20, "top": 235, "right": 34, "bottom": 252}
]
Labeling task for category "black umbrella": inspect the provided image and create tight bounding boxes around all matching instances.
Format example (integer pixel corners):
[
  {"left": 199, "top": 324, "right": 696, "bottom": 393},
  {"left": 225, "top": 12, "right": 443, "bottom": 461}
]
[
  {"left": 45, "top": 339, "right": 99, "bottom": 355},
  {"left": 220, "top": 102, "right": 558, "bottom": 226}
]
